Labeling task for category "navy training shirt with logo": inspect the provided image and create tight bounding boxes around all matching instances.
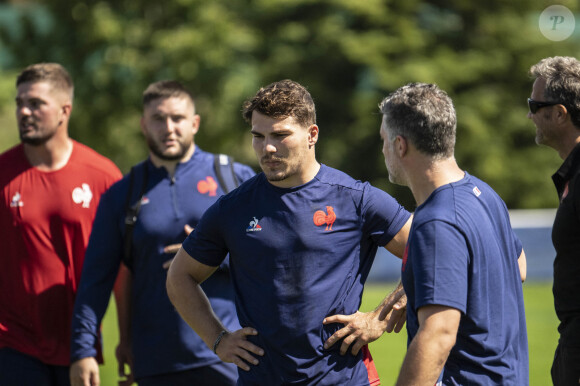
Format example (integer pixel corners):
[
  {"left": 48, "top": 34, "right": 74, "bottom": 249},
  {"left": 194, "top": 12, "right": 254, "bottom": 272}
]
[
  {"left": 402, "top": 172, "right": 528, "bottom": 384},
  {"left": 183, "top": 164, "right": 411, "bottom": 385}
]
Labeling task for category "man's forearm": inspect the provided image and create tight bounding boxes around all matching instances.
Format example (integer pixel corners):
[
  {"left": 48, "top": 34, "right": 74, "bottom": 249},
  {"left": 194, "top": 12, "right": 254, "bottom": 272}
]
[
  {"left": 396, "top": 305, "right": 459, "bottom": 385},
  {"left": 114, "top": 264, "right": 132, "bottom": 345},
  {"left": 375, "top": 281, "right": 404, "bottom": 312},
  {"left": 166, "top": 264, "right": 224, "bottom": 349},
  {"left": 396, "top": 328, "right": 449, "bottom": 385}
]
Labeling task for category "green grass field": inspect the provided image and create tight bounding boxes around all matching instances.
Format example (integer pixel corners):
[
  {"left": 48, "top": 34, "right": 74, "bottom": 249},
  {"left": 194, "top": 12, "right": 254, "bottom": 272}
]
[{"left": 97, "top": 281, "right": 558, "bottom": 385}]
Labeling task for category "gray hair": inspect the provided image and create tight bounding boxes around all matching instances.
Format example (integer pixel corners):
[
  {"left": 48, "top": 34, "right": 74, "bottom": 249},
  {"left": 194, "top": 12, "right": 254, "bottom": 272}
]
[
  {"left": 529, "top": 56, "right": 580, "bottom": 129},
  {"left": 379, "top": 83, "right": 456, "bottom": 159}
]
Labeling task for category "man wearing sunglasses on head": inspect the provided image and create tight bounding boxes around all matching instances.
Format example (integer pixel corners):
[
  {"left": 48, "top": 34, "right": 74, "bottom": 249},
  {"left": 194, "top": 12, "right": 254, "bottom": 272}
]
[{"left": 528, "top": 56, "right": 580, "bottom": 386}]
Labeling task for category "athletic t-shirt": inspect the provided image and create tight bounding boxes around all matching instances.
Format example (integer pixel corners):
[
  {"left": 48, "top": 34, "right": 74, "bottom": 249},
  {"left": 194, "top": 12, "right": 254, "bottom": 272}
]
[
  {"left": 71, "top": 148, "right": 255, "bottom": 378},
  {"left": 183, "top": 164, "right": 411, "bottom": 385},
  {"left": 0, "top": 142, "right": 121, "bottom": 366},
  {"left": 402, "top": 172, "right": 528, "bottom": 384}
]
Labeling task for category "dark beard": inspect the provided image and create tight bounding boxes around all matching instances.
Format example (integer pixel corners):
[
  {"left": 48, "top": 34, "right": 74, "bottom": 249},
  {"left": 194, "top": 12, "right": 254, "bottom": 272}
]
[
  {"left": 146, "top": 137, "right": 191, "bottom": 161},
  {"left": 20, "top": 133, "right": 51, "bottom": 146}
]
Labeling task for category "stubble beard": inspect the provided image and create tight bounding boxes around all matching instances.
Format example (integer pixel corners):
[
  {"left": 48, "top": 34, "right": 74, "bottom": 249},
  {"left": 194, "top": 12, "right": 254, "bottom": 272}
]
[
  {"left": 19, "top": 122, "right": 54, "bottom": 146},
  {"left": 261, "top": 156, "right": 296, "bottom": 182},
  {"left": 147, "top": 137, "right": 191, "bottom": 161}
]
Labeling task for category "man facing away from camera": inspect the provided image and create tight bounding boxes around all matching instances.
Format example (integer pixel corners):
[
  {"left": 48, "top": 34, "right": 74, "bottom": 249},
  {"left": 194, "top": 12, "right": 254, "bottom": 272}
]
[
  {"left": 379, "top": 82, "right": 528, "bottom": 385},
  {"left": 166, "top": 79, "right": 412, "bottom": 385}
]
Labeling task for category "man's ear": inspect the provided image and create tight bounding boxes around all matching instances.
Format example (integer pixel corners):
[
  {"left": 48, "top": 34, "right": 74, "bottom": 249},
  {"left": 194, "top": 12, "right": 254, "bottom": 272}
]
[
  {"left": 396, "top": 135, "right": 408, "bottom": 158},
  {"left": 308, "top": 124, "right": 319, "bottom": 147},
  {"left": 59, "top": 102, "right": 72, "bottom": 124},
  {"left": 192, "top": 114, "right": 200, "bottom": 135},
  {"left": 554, "top": 104, "right": 569, "bottom": 125}
]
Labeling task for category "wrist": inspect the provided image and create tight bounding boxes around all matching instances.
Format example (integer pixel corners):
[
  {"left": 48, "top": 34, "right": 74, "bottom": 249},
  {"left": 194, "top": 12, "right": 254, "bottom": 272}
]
[{"left": 213, "top": 330, "right": 228, "bottom": 355}]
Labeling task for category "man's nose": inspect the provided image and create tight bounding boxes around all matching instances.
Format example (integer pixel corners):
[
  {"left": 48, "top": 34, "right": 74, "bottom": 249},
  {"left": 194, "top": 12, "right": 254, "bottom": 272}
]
[
  {"left": 264, "top": 138, "right": 277, "bottom": 153},
  {"left": 18, "top": 105, "right": 32, "bottom": 117},
  {"left": 164, "top": 118, "right": 177, "bottom": 132}
]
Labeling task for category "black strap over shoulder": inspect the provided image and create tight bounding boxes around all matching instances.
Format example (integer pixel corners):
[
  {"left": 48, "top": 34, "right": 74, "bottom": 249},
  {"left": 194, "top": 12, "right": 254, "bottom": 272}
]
[
  {"left": 123, "top": 164, "right": 149, "bottom": 271},
  {"left": 122, "top": 155, "right": 239, "bottom": 271},
  {"left": 213, "top": 154, "right": 240, "bottom": 194}
]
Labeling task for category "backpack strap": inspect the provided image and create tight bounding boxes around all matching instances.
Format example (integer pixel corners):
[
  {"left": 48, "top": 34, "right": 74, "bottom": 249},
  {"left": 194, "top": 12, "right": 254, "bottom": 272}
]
[
  {"left": 123, "top": 164, "right": 149, "bottom": 271},
  {"left": 122, "top": 155, "right": 236, "bottom": 271},
  {"left": 214, "top": 154, "right": 240, "bottom": 194}
]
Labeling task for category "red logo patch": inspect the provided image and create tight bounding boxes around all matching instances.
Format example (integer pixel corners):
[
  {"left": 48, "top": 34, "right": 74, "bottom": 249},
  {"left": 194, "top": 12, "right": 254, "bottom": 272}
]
[
  {"left": 313, "top": 206, "right": 336, "bottom": 231},
  {"left": 197, "top": 176, "right": 218, "bottom": 196}
]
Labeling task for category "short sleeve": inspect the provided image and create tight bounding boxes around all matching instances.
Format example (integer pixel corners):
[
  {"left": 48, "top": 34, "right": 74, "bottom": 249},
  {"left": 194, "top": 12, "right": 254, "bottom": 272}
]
[
  {"left": 361, "top": 184, "right": 411, "bottom": 246},
  {"left": 181, "top": 199, "right": 229, "bottom": 267},
  {"left": 410, "top": 220, "right": 469, "bottom": 313},
  {"left": 513, "top": 234, "right": 523, "bottom": 260}
]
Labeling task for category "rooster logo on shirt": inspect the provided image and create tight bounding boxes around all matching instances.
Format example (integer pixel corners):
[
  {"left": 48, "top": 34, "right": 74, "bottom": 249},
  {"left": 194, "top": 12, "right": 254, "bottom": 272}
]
[
  {"left": 197, "top": 176, "right": 218, "bottom": 196},
  {"left": 313, "top": 206, "right": 336, "bottom": 231},
  {"left": 246, "top": 217, "right": 262, "bottom": 232},
  {"left": 72, "top": 184, "right": 93, "bottom": 208},
  {"left": 10, "top": 192, "right": 23, "bottom": 207}
]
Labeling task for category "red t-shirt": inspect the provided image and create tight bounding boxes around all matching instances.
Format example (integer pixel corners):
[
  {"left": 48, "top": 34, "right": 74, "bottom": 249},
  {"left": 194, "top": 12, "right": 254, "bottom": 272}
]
[{"left": 0, "top": 141, "right": 121, "bottom": 366}]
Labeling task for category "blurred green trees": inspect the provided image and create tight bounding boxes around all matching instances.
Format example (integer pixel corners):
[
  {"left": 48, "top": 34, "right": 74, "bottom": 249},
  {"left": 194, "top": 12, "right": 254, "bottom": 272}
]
[{"left": 1, "top": 0, "right": 578, "bottom": 209}]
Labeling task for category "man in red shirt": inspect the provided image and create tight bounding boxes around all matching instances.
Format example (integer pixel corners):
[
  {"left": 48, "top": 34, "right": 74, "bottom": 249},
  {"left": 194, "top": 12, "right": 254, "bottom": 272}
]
[{"left": 0, "top": 63, "right": 121, "bottom": 386}]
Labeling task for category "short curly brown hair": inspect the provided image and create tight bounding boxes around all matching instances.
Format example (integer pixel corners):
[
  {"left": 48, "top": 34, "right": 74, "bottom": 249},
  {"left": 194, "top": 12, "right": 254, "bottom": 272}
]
[{"left": 242, "top": 79, "right": 316, "bottom": 127}]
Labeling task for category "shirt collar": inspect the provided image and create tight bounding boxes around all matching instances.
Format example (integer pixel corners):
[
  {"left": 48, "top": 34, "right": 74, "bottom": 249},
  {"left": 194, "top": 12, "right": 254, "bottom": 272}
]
[{"left": 552, "top": 142, "right": 580, "bottom": 197}]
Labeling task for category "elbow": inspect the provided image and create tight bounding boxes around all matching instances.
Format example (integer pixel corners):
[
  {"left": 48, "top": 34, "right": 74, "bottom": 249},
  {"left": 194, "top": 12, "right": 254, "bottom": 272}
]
[
  {"left": 431, "top": 319, "right": 458, "bottom": 354},
  {"left": 518, "top": 250, "right": 527, "bottom": 283},
  {"left": 439, "top": 330, "right": 457, "bottom": 354},
  {"left": 166, "top": 265, "right": 179, "bottom": 306}
]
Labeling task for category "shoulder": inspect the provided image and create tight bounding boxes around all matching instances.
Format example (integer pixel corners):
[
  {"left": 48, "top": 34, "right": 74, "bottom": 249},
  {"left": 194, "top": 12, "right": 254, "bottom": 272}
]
[
  {"left": 233, "top": 161, "right": 256, "bottom": 180},
  {"left": 105, "top": 161, "right": 147, "bottom": 196},
  {"left": 415, "top": 185, "right": 458, "bottom": 227},
  {"left": 315, "top": 164, "right": 369, "bottom": 192},
  {"left": 0, "top": 145, "right": 27, "bottom": 184},
  {"left": 316, "top": 165, "right": 402, "bottom": 209},
  {"left": 0, "top": 144, "right": 24, "bottom": 164},
  {"left": 216, "top": 172, "right": 263, "bottom": 204},
  {"left": 71, "top": 141, "right": 122, "bottom": 180},
  {"left": 195, "top": 149, "right": 256, "bottom": 185},
  {"left": 570, "top": 163, "right": 580, "bottom": 192},
  {"left": 415, "top": 173, "right": 506, "bottom": 228}
]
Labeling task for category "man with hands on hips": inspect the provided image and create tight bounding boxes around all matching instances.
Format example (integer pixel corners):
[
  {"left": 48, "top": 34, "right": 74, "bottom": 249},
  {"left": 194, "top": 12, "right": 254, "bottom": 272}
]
[{"left": 167, "top": 79, "right": 411, "bottom": 385}]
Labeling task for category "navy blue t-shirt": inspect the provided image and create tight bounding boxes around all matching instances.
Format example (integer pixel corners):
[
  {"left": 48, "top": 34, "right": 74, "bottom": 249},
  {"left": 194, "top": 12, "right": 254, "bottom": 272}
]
[
  {"left": 402, "top": 172, "right": 528, "bottom": 385},
  {"left": 183, "top": 164, "right": 411, "bottom": 385}
]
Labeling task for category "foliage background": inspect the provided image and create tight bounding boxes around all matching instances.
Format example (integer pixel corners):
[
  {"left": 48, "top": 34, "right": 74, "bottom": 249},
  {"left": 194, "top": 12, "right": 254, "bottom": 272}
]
[
  {"left": 1, "top": 0, "right": 579, "bottom": 209},
  {"left": 0, "top": 2, "right": 569, "bottom": 384}
]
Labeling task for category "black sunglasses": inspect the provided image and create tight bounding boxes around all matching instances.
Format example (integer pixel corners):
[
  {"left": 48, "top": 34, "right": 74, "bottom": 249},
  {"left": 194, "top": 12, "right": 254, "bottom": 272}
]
[{"left": 527, "top": 98, "right": 561, "bottom": 114}]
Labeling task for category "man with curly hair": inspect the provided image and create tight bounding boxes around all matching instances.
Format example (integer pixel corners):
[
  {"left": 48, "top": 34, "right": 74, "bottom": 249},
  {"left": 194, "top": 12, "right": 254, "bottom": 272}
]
[{"left": 167, "top": 79, "right": 412, "bottom": 385}]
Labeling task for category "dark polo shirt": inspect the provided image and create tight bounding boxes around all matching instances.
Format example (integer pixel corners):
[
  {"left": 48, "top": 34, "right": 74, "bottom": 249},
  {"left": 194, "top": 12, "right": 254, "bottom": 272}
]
[{"left": 552, "top": 142, "right": 580, "bottom": 345}]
